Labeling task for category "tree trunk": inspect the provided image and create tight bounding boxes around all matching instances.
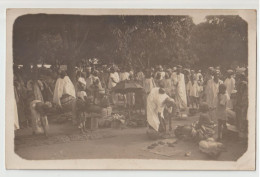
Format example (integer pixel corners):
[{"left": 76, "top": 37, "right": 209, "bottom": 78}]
[{"left": 67, "top": 58, "right": 76, "bottom": 84}]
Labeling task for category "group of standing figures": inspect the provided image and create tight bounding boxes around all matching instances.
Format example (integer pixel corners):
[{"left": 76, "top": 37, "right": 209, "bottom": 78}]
[{"left": 13, "top": 63, "right": 248, "bottom": 139}]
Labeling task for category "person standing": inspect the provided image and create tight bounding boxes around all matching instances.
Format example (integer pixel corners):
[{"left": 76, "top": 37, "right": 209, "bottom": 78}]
[
  {"left": 171, "top": 65, "right": 187, "bottom": 114},
  {"left": 108, "top": 67, "right": 120, "bottom": 105},
  {"left": 206, "top": 71, "right": 223, "bottom": 108},
  {"left": 186, "top": 75, "right": 200, "bottom": 109},
  {"left": 205, "top": 71, "right": 223, "bottom": 121},
  {"left": 154, "top": 65, "right": 165, "bottom": 80},
  {"left": 216, "top": 84, "right": 230, "bottom": 141},
  {"left": 224, "top": 70, "right": 236, "bottom": 109}
]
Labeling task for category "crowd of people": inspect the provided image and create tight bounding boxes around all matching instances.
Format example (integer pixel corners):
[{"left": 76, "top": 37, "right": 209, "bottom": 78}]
[{"left": 13, "top": 62, "right": 248, "bottom": 141}]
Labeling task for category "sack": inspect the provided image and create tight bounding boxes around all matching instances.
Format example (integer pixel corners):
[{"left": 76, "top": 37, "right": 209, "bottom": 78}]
[{"left": 199, "top": 138, "right": 224, "bottom": 158}]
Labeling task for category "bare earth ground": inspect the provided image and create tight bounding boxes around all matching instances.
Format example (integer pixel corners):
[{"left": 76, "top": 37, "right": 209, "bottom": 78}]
[{"left": 14, "top": 114, "right": 247, "bottom": 161}]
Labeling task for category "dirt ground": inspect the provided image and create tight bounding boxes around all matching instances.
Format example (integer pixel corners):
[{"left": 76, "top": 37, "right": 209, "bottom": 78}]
[{"left": 14, "top": 114, "right": 247, "bottom": 161}]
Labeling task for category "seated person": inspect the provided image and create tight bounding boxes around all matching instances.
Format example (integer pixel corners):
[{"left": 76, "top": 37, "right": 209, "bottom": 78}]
[{"left": 192, "top": 102, "right": 215, "bottom": 141}]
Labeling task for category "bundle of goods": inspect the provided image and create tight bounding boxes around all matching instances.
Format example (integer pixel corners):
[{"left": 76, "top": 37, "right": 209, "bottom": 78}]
[
  {"left": 60, "top": 94, "right": 76, "bottom": 112},
  {"left": 199, "top": 138, "right": 225, "bottom": 159},
  {"left": 190, "top": 121, "right": 216, "bottom": 142},
  {"left": 111, "top": 114, "right": 126, "bottom": 129}
]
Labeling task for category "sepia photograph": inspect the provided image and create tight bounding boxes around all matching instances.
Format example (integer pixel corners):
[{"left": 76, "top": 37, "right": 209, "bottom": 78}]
[{"left": 5, "top": 9, "right": 256, "bottom": 170}]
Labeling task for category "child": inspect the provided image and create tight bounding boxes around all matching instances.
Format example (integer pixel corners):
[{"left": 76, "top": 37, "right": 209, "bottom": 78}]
[
  {"left": 76, "top": 91, "right": 88, "bottom": 133},
  {"left": 126, "top": 74, "right": 135, "bottom": 113},
  {"left": 216, "top": 84, "right": 230, "bottom": 141}
]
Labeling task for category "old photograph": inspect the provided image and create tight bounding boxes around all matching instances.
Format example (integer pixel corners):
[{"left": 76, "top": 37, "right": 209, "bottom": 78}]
[{"left": 5, "top": 9, "right": 256, "bottom": 170}]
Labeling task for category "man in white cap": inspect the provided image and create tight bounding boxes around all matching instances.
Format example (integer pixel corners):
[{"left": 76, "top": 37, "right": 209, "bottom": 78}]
[{"left": 224, "top": 69, "right": 235, "bottom": 109}]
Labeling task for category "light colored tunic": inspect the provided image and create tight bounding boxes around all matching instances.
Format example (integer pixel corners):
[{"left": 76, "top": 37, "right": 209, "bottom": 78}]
[
  {"left": 206, "top": 79, "right": 223, "bottom": 108},
  {"left": 53, "top": 76, "right": 76, "bottom": 106},
  {"left": 224, "top": 77, "right": 235, "bottom": 109},
  {"left": 162, "top": 78, "right": 173, "bottom": 96},
  {"left": 171, "top": 72, "right": 187, "bottom": 109},
  {"left": 108, "top": 72, "right": 120, "bottom": 89},
  {"left": 30, "top": 100, "right": 49, "bottom": 134},
  {"left": 216, "top": 93, "right": 230, "bottom": 121},
  {"left": 120, "top": 72, "right": 130, "bottom": 81},
  {"left": 147, "top": 87, "right": 171, "bottom": 131},
  {"left": 143, "top": 78, "right": 156, "bottom": 94},
  {"left": 187, "top": 81, "right": 200, "bottom": 97}
]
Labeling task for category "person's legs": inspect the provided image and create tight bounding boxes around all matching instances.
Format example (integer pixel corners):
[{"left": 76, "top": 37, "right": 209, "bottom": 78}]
[
  {"left": 71, "top": 99, "right": 77, "bottom": 125},
  {"left": 195, "top": 97, "right": 199, "bottom": 109},
  {"left": 218, "top": 119, "right": 222, "bottom": 140}
]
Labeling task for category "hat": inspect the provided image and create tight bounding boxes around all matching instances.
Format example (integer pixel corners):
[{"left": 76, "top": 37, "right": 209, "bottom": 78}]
[
  {"left": 177, "top": 65, "right": 182, "bottom": 69},
  {"left": 172, "top": 67, "right": 177, "bottom": 71},
  {"left": 227, "top": 69, "right": 233, "bottom": 74}
]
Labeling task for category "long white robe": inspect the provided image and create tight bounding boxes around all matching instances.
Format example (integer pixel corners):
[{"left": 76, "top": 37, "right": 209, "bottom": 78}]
[
  {"left": 224, "top": 77, "right": 235, "bottom": 109},
  {"left": 108, "top": 72, "right": 120, "bottom": 89},
  {"left": 53, "top": 76, "right": 76, "bottom": 106},
  {"left": 206, "top": 79, "right": 223, "bottom": 108},
  {"left": 171, "top": 73, "right": 187, "bottom": 109},
  {"left": 147, "top": 87, "right": 170, "bottom": 131},
  {"left": 187, "top": 81, "right": 200, "bottom": 97},
  {"left": 143, "top": 78, "right": 156, "bottom": 94}
]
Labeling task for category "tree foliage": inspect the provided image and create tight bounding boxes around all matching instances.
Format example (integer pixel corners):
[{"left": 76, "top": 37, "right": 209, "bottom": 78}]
[{"left": 13, "top": 14, "right": 248, "bottom": 72}]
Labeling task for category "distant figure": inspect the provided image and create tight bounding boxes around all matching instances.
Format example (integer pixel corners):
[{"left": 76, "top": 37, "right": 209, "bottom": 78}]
[
  {"left": 224, "top": 70, "right": 235, "bottom": 109},
  {"left": 30, "top": 100, "right": 52, "bottom": 136},
  {"left": 108, "top": 67, "right": 120, "bottom": 104},
  {"left": 171, "top": 65, "right": 187, "bottom": 113},
  {"left": 216, "top": 84, "right": 230, "bottom": 141},
  {"left": 186, "top": 75, "right": 200, "bottom": 109},
  {"left": 205, "top": 71, "right": 223, "bottom": 110},
  {"left": 154, "top": 65, "right": 165, "bottom": 80},
  {"left": 53, "top": 71, "right": 77, "bottom": 124}
]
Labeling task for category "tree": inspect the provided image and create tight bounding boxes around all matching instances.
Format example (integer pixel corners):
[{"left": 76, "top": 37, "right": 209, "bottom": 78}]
[{"left": 190, "top": 15, "right": 248, "bottom": 68}]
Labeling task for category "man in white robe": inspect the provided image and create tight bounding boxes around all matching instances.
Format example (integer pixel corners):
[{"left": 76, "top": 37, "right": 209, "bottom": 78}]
[
  {"left": 224, "top": 70, "right": 236, "bottom": 109},
  {"left": 205, "top": 71, "right": 223, "bottom": 109},
  {"left": 108, "top": 67, "right": 120, "bottom": 104},
  {"left": 147, "top": 87, "right": 174, "bottom": 132},
  {"left": 171, "top": 65, "right": 187, "bottom": 111}
]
